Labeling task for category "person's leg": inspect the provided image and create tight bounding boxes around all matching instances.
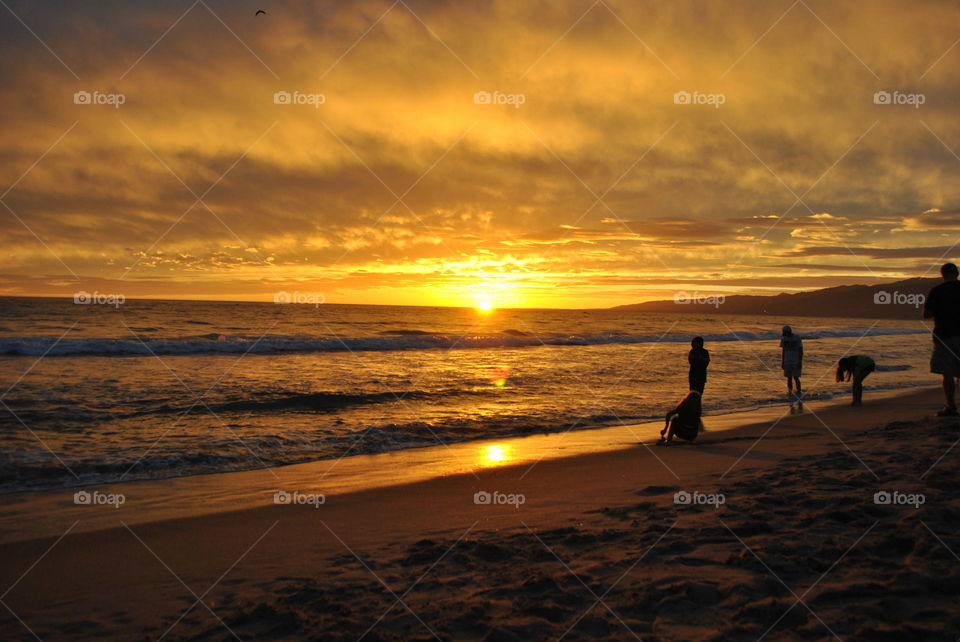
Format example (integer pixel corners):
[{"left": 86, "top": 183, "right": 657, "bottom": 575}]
[
  {"left": 786, "top": 376, "right": 793, "bottom": 395},
  {"left": 952, "top": 345, "right": 960, "bottom": 411},
  {"left": 794, "top": 377, "right": 802, "bottom": 395},
  {"left": 852, "top": 376, "right": 863, "bottom": 405},
  {"left": 944, "top": 375, "right": 956, "bottom": 411},
  {"left": 932, "top": 338, "right": 957, "bottom": 414},
  {"left": 662, "top": 416, "right": 675, "bottom": 441}
]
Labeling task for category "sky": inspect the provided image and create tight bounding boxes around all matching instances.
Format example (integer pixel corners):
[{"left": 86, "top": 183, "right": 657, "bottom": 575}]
[{"left": 1, "top": 0, "right": 960, "bottom": 308}]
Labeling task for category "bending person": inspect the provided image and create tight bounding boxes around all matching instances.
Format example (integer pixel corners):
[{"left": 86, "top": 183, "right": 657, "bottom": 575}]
[{"left": 836, "top": 355, "right": 875, "bottom": 406}]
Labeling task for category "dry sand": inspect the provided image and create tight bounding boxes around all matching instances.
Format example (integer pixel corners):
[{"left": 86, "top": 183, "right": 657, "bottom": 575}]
[{"left": 1, "top": 387, "right": 958, "bottom": 640}]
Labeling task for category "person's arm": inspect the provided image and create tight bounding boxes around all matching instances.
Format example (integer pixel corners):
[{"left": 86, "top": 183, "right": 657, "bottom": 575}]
[
  {"left": 704, "top": 350, "right": 710, "bottom": 366},
  {"left": 664, "top": 407, "right": 678, "bottom": 426},
  {"left": 923, "top": 288, "right": 936, "bottom": 319},
  {"left": 662, "top": 408, "right": 677, "bottom": 438}
]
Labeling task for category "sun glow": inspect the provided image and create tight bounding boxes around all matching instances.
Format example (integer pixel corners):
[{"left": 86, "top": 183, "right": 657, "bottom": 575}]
[
  {"left": 488, "top": 367, "right": 511, "bottom": 388},
  {"left": 479, "top": 443, "right": 513, "bottom": 467},
  {"left": 469, "top": 277, "right": 525, "bottom": 312}
]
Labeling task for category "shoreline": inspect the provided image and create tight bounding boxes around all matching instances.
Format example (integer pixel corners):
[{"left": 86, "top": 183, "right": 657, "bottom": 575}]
[
  {"left": 0, "top": 380, "right": 933, "bottom": 497},
  {"left": 0, "top": 385, "right": 954, "bottom": 640},
  {"left": 0, "top": 385, "right": 941, "bottom": 546}
]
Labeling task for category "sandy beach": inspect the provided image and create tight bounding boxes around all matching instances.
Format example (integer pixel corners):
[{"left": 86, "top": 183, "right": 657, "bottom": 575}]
[{"left": 1, "top": 386, "right": 957, "bottom": 640}]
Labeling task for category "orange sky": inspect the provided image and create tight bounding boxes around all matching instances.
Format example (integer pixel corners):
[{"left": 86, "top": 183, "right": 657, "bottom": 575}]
[{"left": 1, "top": 0, "right": 959, "bottom": 308}]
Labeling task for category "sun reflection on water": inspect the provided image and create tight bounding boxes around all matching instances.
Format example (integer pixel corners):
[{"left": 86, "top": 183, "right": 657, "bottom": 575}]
[{"left": 479, "top": 443, "right": 513, "bottom": 467}]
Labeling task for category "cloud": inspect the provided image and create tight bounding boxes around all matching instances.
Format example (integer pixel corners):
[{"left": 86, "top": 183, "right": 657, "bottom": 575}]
[
  {"left": 1, "top": 0, "right": 960, "bottom": 304},
  {"left": 779, "top": 245, "right": 958, "bottom": 259},
  {"left": 904, "top": 208, "right": 960, "bottom": 230}
]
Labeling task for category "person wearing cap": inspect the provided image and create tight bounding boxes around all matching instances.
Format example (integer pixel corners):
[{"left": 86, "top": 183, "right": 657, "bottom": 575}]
[{"left": 780, "top": 325, "right": 803, "bottom": 398}]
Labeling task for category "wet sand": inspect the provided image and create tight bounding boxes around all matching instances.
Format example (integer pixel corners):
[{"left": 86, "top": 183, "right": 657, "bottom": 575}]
[{"left": 1, "top": 386, "right": 957, "bottom": 640}]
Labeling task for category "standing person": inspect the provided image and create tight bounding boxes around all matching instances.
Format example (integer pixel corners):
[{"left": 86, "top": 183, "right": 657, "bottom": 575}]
[
  {"left": 660, "top": 390, "right": 702, "bottom": 444},
  {"left": 780, "top": 325, "right": 803, "bottom": 398},
  {"left": 836, "top": 355, "right": 875, "bottom": 406},
  {"left": 923, "top": 262, "right": 960, "bottom": 416},
  {"left": 688, "top": 336, "right": 710, "bottom": 396}
]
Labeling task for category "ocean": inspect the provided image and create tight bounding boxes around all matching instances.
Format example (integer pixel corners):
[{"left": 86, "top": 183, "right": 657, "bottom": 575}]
[{"left": 0, "top": 297, "right": 932, "bottom": 493}]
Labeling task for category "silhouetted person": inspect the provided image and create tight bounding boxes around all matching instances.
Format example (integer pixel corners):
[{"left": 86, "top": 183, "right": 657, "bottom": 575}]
[
  {"left": 660, "top": 390, "right": 702, "bottom": 444},
  {"left": 688, "top": 336, "right": 710, "bottom": 395},
  {"left": 836, "top": 355, "right": 875, "bottom": 406},
  {"left": 923, "top": 262, "right": 960, "bottom": 416},
  {"left": 780, "top": 325, "right": 803, "bottom": 398}
]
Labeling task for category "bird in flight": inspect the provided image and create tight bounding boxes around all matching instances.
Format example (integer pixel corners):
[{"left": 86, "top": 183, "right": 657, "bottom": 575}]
[{"left": 255, "top": 9, "right": 266, "bottom": 16}]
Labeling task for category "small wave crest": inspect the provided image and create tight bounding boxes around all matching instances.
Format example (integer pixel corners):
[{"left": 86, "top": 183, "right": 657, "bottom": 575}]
[
  {"left": 206, "top": 390, "right": 431, "bottom": 413},
  {"left": 0, "top": 327, "right": 927, "bottom": 357}
]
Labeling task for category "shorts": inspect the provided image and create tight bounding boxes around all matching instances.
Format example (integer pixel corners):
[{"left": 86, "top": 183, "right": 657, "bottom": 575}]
[
  {"left": 689, "top": 375, "right": 706, "bottom": 393},
  {"left": 783, "top": 363, "right": 801, "bottom": 378},
  {"left": 931, "top": 336, "right": 960, "bottom": 376}
]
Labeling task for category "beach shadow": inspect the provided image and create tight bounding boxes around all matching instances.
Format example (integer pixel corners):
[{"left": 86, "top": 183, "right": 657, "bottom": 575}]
[{"left": 691, "top": 443, "right": 786, "bottom": 462}]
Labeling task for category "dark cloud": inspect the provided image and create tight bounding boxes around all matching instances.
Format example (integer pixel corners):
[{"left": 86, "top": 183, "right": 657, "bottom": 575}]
[{"left": 779, "top": 246, "right": 958, "bottom": 259}]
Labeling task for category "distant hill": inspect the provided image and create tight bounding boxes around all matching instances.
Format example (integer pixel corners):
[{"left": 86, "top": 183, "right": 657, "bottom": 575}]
[{"left": 613, "top": 277, "right": 939, "bottom": 320}]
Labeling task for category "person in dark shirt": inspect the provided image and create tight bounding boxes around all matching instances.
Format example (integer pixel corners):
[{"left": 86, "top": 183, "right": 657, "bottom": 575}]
[
  {"left": 924, "top": 262, "right": 960, "bottom": 416},
  {"left": 660, "top": 390, "right": 702, "bottom": 444},
  {"left": 688, "top": 337, "right": 710, "bottom": 395},
  {"left": 836, "top": 355, "right": 875, "bottom": 406}
]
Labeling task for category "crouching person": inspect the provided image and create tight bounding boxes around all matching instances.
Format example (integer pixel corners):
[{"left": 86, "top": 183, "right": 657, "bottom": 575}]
[{"left": 660, "top": 390, "right": 703, "bottom": 445}]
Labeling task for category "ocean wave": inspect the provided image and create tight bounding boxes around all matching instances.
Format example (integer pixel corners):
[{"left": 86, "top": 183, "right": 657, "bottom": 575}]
[
  {"left": 166, "top": 390, "right": 434, "bottom": 414},
  {"left": 0, "top": 378, "right": 936, "bottom": 493},
  {"left": 0, "top": 327, "right": 927, "bottom": 357},
  {"left": 377, "top": 329, "right": 432, "bottom": 336}
]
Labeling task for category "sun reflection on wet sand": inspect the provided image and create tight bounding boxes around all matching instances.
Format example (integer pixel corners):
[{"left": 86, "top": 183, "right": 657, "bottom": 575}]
[{"left": 479, "top": 443, "right": 513, "bottom": 467}]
